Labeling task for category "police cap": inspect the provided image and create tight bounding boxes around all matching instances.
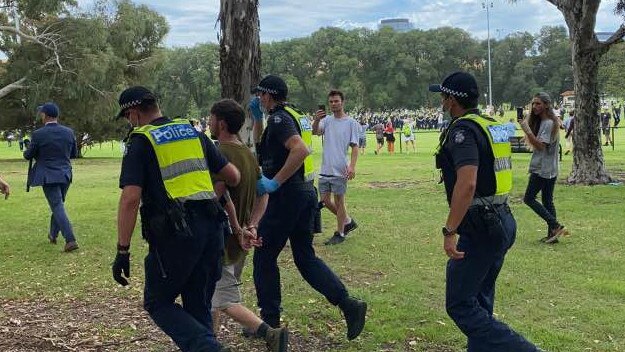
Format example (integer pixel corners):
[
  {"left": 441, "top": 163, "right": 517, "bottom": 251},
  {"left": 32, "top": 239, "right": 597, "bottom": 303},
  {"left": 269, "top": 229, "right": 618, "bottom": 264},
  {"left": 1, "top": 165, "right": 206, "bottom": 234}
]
[{"left": 429, "top": 71, "right": 479, "bottom": 99}]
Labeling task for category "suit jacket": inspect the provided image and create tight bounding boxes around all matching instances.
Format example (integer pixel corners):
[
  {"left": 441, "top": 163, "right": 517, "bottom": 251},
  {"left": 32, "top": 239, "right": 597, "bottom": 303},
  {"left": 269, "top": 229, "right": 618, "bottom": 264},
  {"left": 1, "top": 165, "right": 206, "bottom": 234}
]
[{"left": 24, "top": 122, "right": 78, "bottom": 186}]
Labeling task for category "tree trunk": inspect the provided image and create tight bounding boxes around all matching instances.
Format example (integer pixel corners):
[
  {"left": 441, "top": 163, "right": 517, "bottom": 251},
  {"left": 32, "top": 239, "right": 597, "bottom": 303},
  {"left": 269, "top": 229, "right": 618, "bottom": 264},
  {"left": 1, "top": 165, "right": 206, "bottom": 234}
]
[
  {"left": 219, "top": 0, "right": 261, "bottom": 148},
  {"left": 566, "top": 14, "right": 613, "bottom": 184}
]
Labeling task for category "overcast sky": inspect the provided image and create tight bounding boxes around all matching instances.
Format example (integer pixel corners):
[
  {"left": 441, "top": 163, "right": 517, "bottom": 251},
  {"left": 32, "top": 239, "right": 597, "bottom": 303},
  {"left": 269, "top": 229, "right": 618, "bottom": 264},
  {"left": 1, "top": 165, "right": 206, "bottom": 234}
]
[{"left": 78, "top": 0, "right": 623, "bottom": 47}]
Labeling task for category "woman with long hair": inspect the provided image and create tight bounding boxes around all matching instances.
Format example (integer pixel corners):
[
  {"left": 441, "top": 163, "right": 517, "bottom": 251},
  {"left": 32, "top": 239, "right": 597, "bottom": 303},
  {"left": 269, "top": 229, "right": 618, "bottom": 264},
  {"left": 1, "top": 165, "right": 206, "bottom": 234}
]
[{"left": 520, "top": 92, "right": 569, "bottom": 243}]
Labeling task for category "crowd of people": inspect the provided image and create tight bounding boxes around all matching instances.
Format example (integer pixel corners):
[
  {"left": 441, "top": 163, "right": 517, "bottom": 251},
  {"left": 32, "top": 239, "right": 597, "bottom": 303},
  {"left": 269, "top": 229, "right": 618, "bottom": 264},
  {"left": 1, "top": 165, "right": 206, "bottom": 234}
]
[{"left": 348, "top": 107, "right": 444, "bottom": 131}]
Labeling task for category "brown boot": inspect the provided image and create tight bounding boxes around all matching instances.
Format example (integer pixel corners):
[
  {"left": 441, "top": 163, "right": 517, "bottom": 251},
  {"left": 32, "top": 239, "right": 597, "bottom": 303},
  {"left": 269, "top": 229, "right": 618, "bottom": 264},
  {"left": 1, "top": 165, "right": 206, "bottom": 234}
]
[{"left": 64, "top": 241, "right": 79, "bottom": 252}]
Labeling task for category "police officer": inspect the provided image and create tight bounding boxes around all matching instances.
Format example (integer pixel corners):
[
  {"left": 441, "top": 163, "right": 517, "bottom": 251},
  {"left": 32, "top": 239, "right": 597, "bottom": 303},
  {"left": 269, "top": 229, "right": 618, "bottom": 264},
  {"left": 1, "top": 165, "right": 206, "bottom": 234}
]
[
  {"left": 430, "top": 72, "right": 540, "bottom": 352},
  {"left": 253, "top": 75, "right": 367, "bottom": 340},
  {"left": 111, "top": 86, "right": 240, "bottom": 352}
]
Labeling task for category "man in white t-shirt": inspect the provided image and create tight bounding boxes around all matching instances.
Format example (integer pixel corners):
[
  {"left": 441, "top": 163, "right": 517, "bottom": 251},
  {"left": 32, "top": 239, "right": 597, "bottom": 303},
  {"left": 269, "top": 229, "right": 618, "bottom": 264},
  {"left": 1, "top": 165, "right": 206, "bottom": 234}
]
[{"left": 312, "top": 90, "right": 360, "bottom": 245}]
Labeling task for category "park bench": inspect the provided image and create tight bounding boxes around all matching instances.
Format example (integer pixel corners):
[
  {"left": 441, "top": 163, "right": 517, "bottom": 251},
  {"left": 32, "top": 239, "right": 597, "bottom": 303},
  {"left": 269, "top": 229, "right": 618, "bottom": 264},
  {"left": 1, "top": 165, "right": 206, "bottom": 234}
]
[{"left": 509, "top": 136, "right": 531, "bottom": 153}]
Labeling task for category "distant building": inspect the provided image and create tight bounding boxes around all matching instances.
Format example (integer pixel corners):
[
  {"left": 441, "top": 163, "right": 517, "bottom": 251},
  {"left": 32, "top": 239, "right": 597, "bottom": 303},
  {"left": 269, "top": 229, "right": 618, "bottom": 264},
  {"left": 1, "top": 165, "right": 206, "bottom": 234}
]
[
  {"left": 379, "top": 18, "right": 414, "bottom": 33},
  {"left": 596, "top": 32, "right": 614, "bottom": 43}
]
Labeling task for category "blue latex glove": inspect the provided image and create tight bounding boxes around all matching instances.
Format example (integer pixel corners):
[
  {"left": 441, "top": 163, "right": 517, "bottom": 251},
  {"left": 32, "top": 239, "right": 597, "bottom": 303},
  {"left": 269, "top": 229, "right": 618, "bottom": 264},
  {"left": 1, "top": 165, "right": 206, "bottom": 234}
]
[
  {"left": 249, "top": 96, "right": 264, "bottom": 121},
  {"left": 257, "top": 176, "right": 280, "bottom": 195}
]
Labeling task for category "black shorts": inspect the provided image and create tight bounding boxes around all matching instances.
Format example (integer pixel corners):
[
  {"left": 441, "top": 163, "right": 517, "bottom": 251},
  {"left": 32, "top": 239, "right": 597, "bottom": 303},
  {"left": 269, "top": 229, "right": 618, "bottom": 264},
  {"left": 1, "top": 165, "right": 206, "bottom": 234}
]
[{"left": 376, "top": 137, "right": 384, "bottom": 145}]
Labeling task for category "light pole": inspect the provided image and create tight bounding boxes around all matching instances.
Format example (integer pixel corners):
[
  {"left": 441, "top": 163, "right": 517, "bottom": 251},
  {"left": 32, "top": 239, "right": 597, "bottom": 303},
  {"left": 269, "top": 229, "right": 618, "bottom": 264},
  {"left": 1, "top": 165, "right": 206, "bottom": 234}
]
[{"left": 482, "top": 1, "right": 493, "bottom": 109}]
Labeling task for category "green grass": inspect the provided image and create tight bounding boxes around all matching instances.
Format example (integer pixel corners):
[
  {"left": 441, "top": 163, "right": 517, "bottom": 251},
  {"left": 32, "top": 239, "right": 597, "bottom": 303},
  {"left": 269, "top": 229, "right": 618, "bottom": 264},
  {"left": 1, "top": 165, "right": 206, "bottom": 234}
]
[{"left": 1, "top": 129, "right": 624, "bottom": 351}]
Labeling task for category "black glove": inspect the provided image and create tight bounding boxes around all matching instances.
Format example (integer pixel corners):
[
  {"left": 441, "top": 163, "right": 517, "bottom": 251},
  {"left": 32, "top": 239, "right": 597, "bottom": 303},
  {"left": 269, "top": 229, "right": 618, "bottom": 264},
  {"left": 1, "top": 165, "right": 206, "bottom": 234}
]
[{"left": 112, "top": 252, "right": 130, "bottom": 286}]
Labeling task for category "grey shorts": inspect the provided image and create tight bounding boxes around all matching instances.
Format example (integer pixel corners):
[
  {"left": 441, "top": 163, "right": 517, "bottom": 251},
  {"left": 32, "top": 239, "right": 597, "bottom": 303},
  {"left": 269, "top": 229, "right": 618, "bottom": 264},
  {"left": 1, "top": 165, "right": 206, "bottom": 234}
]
[
  {"left": 318, "top": 176, "right": 347, "bottom": 195},
  {"left": 211, "top": 257, "right": 245, "bottom": 310}
]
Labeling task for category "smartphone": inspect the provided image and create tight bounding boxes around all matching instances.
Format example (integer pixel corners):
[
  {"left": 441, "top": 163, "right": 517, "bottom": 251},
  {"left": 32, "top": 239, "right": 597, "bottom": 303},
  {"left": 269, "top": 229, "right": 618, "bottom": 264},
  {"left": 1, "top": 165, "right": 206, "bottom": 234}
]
[
  {"left": 516, "top": 107, "right": 524, "bottom": 121},
  {"left": 318, "top": 104, "right": 326, "bottom": 111}
]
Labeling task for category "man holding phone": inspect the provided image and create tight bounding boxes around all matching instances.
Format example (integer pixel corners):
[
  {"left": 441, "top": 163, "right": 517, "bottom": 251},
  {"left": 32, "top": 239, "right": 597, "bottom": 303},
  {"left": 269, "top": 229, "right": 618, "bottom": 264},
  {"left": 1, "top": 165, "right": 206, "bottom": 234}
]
[{"left": 312, "top": 90, "right": 360, "bottom": 245}]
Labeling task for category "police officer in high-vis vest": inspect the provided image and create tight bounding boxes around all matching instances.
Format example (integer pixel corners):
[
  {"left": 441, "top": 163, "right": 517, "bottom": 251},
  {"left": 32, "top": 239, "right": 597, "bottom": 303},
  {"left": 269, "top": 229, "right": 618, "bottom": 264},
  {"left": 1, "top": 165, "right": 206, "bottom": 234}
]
[
  {"left": 430, "top": 72, "right": 540, "bottom": 352},
  {"left": 252, "top": 75, "right": 367, "bottom": 341},
  {"left": 112, "top": 86, "right": 240, "bottom": 352}
]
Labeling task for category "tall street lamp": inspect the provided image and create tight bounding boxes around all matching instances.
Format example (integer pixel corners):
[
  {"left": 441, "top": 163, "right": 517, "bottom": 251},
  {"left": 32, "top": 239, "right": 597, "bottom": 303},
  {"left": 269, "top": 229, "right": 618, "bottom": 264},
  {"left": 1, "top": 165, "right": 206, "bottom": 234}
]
[{"left": 482, "top": 1, "right": 493, "bottom": 109}]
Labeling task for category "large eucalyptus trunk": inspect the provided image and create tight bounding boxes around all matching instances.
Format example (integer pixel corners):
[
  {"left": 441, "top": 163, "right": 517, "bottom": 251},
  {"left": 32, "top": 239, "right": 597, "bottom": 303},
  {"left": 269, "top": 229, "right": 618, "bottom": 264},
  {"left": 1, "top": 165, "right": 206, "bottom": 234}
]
[
  {"left": 567, "top": 34, "right": 612, "bottom": 184},
  {"left": 218, "top": 0, "right": 261, "bottom": 148},
  {"left": 559, "top": 1, "right": 620, "bottom": 184}
]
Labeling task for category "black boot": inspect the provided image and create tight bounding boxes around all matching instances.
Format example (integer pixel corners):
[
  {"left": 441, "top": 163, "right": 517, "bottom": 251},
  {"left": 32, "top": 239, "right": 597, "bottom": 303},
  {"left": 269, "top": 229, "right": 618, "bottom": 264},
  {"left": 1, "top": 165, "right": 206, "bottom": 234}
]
[{"left": 339, "top": 296, "right": 367, "bottom": 340}]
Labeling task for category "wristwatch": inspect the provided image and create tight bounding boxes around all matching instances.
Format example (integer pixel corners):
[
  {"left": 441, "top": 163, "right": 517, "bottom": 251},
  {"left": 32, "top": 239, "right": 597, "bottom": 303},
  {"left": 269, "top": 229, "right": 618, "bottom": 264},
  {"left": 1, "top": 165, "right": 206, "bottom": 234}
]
[{"left": 442, "top": 226, "right": 456, "bottom": 237}]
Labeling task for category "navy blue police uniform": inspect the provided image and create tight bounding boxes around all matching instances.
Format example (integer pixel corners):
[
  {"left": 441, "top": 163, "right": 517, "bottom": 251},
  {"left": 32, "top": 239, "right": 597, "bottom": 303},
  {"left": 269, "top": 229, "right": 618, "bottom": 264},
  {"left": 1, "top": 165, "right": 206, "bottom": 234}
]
[
  {"left": 253, "top": 103, "right": 350, "bottom": 327},
  {"left": 120, "top": 116, "right": 229, "bottom": 352},
  {"left": 437, "top": 109, "right": 539, "bottom": 352}
]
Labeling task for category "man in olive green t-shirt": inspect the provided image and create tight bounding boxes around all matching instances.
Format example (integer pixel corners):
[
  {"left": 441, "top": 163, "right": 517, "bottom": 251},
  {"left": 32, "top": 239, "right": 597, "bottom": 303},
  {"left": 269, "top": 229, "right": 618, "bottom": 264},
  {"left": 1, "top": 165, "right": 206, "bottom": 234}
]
[{"left": 208, "top": 99, "right": 288, "bottom": 352}]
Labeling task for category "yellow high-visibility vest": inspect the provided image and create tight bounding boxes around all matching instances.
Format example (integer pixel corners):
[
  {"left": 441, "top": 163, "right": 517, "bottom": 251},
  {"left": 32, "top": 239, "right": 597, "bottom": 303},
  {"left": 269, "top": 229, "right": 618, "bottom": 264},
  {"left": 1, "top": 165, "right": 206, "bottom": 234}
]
[
  {"left": 283, "top": 105, "right": 316, "bottom": 182},
  {"left": 444, "top": 113, "right": 513, "bottom": 197},
  {"left": 132, "top": 119, "right": 215, "bottom": 201}
]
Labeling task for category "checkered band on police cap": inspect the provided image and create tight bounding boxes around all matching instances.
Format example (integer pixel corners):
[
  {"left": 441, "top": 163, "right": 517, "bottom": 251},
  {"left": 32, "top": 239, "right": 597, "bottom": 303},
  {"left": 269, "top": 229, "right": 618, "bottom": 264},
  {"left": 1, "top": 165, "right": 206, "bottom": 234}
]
[
  {"left": 253, "top": 75, "right": 288, "bottom": 99},
  {"left": 116, "top": 86, "right": 156, "bottom": 118},
  {"left": 428, "top": 71, "right": 479, "bottom": 99}
]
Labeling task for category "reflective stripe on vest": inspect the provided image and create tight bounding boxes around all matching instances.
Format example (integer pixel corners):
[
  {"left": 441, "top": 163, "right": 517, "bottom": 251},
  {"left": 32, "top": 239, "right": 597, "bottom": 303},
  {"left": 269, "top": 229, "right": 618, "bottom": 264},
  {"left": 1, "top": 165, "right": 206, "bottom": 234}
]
[
  {"left": 447, "top": 113, "right": 513, "bottom": 197},
  {"left": 283, "top": 106, "right": 316, "bottom": 182},
  {"left": 132, "top": 119, "right": 215, "bottom": 201}
]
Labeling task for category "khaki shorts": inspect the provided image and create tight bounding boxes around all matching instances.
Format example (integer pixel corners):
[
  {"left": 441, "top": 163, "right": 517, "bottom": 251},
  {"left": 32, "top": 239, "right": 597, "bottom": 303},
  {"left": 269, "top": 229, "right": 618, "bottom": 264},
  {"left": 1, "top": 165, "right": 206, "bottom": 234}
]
[{"left": 211, "top": 257, "right": 245, "bottom": 310}]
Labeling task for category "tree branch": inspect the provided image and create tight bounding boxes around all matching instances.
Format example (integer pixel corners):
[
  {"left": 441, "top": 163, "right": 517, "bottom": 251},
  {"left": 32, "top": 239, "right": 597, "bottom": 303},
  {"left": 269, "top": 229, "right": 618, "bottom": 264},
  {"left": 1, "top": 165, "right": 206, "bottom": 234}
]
[
  {"left": 126, "top": 57, "right": 153, "bottom": 68},
  {"left": 0, "top": 77, "right": 27, "bottom": 99},
  {"left": 600, "top": 24, "right": 625, "bottom": 47},
  {"left": 0, "top": 26, "right": 50, "bottom": 49}
]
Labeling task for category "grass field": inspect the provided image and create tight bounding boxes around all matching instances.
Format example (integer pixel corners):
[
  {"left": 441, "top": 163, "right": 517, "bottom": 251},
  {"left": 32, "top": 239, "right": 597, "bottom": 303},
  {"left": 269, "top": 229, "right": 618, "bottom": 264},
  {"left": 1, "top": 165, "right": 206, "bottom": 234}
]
[{"left": 0, "top": 127, "right": 624, "bottom": 352}]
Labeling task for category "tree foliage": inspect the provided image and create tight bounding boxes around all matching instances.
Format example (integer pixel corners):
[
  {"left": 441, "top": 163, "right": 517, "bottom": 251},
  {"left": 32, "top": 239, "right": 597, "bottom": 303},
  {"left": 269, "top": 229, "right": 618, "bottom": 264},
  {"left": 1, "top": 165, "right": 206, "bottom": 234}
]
[
  {"left": 131, "top": 24, "right": 617, "bottom": 117},
  {"left": 0, "top": 0, "right": 168, "bottom": 155},
  {"left": 150, "top": 44, "right": 221, "bottom": 119}
]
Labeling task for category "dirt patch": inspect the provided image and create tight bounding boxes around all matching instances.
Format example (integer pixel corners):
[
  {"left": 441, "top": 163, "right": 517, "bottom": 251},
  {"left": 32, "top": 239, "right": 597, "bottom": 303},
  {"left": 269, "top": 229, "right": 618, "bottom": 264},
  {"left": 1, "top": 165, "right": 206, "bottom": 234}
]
[
  {"left": 0, "top": 297, "right": 340, "bottom": 352},
  {"left": 367, "top": 181, "right": 422, "bottom": 189}
]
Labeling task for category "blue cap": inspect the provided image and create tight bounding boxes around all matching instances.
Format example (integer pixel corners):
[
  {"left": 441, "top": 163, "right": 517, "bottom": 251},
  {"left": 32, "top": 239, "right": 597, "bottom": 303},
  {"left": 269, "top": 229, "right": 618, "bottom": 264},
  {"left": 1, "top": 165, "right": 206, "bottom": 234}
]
[
  {"left": 429, "top": 71, "right": 479, "bottom": 99},
  {"left": 38, "top": 102, "right": 60, "bottom": 118}
]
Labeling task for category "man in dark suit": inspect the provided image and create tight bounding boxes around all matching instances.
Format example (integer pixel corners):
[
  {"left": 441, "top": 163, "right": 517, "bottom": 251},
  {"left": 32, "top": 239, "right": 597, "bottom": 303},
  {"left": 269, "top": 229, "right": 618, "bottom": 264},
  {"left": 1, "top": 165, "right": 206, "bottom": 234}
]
[{"left": 24, "top": 102, "right": 79, "bottom": 252}]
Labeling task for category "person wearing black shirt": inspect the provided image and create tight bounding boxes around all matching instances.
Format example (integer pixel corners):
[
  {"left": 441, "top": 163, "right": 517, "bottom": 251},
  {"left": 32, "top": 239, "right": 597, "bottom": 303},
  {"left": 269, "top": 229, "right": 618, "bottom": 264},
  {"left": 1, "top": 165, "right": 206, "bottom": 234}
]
[
  {"left": 430, "top": 72, "right": 539, "bottom": 352},
  {"left": 112, "top": 86, "right": 240, "bottom": 352},
  {"left": 252, "top": 75, "right": 367, "bottom": 341}
]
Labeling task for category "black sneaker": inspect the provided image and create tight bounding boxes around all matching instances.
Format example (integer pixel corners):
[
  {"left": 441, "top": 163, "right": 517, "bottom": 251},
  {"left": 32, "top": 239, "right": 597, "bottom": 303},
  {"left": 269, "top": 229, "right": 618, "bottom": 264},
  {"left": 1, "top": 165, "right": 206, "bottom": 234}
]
[
  {"left": 340, "top": 297, "right": 367, "bottom": 340},
  {"left": 324, "top": 232, "right": 345, "bottom": 245},
  {"left": 343, "top": 219, "right": 358, "bottom": 235},
  {"left": 265, "top": 327, "right": 289, "bottom": 352}
]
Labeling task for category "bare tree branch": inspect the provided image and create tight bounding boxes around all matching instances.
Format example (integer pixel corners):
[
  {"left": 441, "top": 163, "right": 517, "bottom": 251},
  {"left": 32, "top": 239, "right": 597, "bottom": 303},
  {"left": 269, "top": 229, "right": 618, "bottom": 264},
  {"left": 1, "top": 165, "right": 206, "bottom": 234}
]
[
  {"left": 0, "top": 25, "right": 51, "bottom": 49},
  {"left": 0, "top": 77, "right": 27, "bottom": 99},
  {"left": 126, "top": 57, "right": 153, "bottom": 68},
  {"left": 601, "top": 23, "right": 625, "bottom": 47}
]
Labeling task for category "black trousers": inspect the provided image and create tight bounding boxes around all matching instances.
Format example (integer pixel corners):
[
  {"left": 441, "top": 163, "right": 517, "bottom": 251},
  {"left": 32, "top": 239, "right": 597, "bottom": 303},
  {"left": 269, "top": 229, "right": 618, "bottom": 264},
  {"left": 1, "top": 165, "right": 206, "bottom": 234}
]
[
  {"left": 143, "top": 206, "right": 224, "bottom": 352},
  {"left": 446, "top": 205, "right": 538, "bottom": 352},
  {"left": 253, "top": 182, "right": 349, "bottom": 327},
  {"left": 523, "top": 173, "right": 560, "bottom": 231}
]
